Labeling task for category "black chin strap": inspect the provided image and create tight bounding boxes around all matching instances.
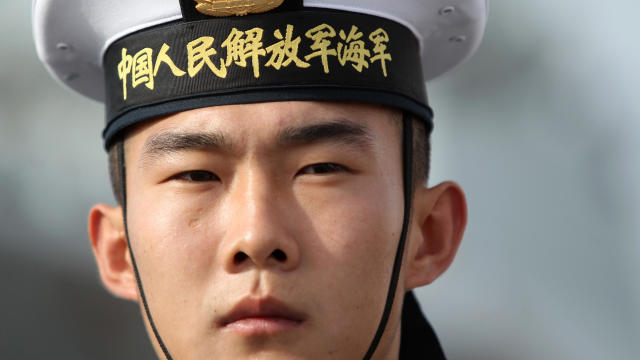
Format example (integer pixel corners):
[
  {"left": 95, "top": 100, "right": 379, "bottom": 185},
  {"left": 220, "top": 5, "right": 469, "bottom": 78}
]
[
  {"left": 117, "top": 142, "right": 174, "bottom": 360},
  {"left": 116, "top": 111, "right": 414, "bottom": 360},
  {"left": 363, "top": 111, "right": 414, "bottom": 359}
]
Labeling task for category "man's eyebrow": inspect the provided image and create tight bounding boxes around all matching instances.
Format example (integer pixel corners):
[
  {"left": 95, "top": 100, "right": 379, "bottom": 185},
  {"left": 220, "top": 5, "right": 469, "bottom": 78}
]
[
  {"left": 141, "top": 131, "right": 230, "bottom": 162},
  {"left": 277, "top": 120, "right": 374, "bottom": 150}
]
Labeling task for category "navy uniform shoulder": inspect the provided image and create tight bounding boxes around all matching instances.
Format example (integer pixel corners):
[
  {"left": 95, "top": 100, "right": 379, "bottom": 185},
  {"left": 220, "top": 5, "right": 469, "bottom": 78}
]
[{"left": 401, "top": 291, "right": 447, "bottom": 359}]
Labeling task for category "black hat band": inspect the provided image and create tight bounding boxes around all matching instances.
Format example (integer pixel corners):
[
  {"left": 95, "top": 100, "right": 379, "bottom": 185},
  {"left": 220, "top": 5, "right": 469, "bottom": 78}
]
[{"left": 103, "top": 9, "right": 430, "bottom": 149}]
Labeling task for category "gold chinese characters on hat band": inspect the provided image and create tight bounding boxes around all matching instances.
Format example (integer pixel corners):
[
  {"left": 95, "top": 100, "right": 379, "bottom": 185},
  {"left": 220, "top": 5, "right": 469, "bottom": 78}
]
[
  {"left": 116, "top": 23, "right": 392, "bottom": 100},
  {"left": 194, "top": 0, "right": 284, "bottom": 17}
]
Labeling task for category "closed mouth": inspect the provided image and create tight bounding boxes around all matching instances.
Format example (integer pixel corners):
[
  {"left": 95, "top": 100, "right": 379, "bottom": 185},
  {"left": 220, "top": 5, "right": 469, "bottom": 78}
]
[{"left": 218, "top": 296, "right": 305, "bottom": 335}]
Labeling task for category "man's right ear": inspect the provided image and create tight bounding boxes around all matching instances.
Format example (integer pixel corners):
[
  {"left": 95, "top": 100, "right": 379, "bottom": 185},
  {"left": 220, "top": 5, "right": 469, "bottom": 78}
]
[{"left": 88, "top": 204, "right": 138, "bottom": 301}]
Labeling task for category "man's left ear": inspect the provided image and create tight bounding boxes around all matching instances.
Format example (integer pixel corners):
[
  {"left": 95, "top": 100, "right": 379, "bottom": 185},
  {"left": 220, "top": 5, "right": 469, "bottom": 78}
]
[{"left": 405, "top": 181, "right": 468, "bottom": 289}]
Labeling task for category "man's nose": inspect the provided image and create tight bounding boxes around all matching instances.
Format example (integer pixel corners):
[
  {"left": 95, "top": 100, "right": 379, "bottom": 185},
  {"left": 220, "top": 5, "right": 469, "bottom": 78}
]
[{"left": 220, "top": 171, "right": 301, "bottom": 274}]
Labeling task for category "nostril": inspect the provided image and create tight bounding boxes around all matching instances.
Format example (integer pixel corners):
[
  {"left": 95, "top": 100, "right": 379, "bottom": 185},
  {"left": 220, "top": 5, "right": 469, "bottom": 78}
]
[
  {"left": 271, "top": 249, "right": 287, "bottom": 262},
  {"left": 234, "top": 252, "right": 248, "bottom": 264}
]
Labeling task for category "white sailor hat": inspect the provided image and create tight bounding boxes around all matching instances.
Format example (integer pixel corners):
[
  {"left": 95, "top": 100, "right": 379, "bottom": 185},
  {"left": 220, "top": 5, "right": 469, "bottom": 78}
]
[{"left": 33, "top": 0, "right": 487, "bottom": 149}]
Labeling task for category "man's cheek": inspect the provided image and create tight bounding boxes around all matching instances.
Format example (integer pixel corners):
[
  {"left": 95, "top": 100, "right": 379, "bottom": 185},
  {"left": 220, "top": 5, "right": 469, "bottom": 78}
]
[
  {"left": 308, "top": 202, "right": 394, "bottom": 272},
  {"left": 128, "top": 200, "right": 202, "bottom": 271}
]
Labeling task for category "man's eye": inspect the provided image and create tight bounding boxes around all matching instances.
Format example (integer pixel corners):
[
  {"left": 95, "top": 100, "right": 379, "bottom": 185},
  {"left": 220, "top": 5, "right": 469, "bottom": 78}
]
[
  {"left": 297, "top": 163, "right": 347, "bottom": 175},
  {"left": 171, "top": 170, "right": 219, "bottom": 182}
]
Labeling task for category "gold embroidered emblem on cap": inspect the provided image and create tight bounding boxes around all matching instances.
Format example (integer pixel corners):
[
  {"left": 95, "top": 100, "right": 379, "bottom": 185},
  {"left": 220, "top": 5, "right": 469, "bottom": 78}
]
[{"left": 194, "top": 0, "right": 284, "bottom": 17}]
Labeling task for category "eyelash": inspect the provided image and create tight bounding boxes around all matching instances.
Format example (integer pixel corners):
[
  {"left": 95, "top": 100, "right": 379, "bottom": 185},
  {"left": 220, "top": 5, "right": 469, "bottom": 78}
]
[
  {"left": 171, "top": 170, "right": 219, "bottom": 182},
  {"left": 297, "top": 163, "right": 348, "bottom": 175}
]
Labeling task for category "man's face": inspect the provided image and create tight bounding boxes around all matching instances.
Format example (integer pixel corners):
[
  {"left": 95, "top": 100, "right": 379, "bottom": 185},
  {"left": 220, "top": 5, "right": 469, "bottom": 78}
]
[{"left": 123, "top": 101, "right": 407, "bottom": 359}]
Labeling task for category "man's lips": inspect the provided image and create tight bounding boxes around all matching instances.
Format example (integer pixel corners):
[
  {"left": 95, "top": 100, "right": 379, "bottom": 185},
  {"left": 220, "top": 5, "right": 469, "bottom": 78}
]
[{"left": 218, "top": 296, "right": 306, "bottom": 335}]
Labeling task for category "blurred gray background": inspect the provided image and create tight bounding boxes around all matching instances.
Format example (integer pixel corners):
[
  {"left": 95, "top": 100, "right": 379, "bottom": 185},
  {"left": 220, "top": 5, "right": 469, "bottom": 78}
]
[{"left": 1, "top": 1, "right": 638, "bottom": 359}]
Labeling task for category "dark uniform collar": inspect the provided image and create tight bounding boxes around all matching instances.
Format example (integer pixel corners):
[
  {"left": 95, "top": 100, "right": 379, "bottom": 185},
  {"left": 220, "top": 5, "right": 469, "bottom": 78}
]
[{"left": 400, "top": 291, "right": 447, "bottom": 359}]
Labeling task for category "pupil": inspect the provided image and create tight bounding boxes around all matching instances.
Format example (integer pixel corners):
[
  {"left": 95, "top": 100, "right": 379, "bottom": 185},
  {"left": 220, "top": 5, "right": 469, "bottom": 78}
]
[
  {"left": 190, "top": 171, "right": 211, "bottom": 181},
  {"left": 315, "top": 164, "right": 334, "bottom": 173}
]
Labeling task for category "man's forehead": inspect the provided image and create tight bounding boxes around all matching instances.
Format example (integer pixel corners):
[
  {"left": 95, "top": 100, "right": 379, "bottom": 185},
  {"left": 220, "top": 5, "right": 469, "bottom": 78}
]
[{"left": 124, "top": 101, "right": 402, "bottom": 165}]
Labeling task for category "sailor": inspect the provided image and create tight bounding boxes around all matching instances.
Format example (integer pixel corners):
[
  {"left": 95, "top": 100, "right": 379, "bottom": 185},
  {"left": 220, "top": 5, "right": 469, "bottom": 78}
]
[{"left": 33, "top": 0, "right": 487, "bottom": 358}]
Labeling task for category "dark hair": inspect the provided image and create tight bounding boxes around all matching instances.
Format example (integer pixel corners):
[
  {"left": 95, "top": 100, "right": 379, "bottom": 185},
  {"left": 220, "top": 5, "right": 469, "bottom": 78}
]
[{"left": 107, "top": 115, "right": 430, "bottom": 205}]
